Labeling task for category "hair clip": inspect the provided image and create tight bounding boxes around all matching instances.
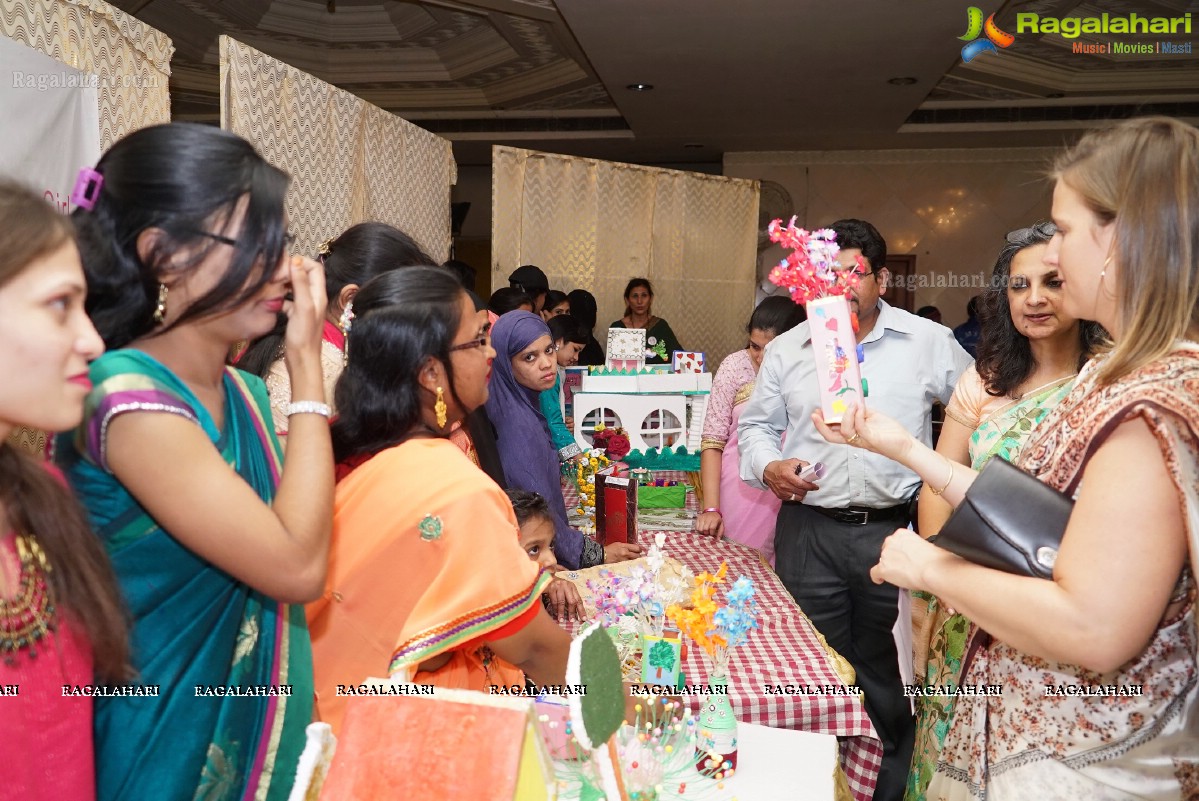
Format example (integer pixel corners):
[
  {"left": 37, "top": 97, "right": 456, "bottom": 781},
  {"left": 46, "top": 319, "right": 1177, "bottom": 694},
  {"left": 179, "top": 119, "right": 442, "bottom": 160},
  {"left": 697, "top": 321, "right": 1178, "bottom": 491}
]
[
  {"left": 318, "top": 238, "right": 333, "bottom": 259},
  {"left": 70, "top": 167, "right": 104, "bottom": 211}
]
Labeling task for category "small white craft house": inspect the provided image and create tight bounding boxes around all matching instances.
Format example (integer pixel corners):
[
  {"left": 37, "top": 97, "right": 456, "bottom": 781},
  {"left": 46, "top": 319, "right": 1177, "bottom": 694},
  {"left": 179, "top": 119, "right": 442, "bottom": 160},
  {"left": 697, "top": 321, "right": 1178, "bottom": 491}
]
[{"left": 571, "top": 328, "right": 711, "bottom": 454}]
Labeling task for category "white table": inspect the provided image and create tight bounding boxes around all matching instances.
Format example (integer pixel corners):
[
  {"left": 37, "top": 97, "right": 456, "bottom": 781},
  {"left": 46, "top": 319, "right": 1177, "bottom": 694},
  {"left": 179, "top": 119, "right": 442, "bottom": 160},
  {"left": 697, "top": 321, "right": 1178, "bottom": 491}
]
[{"left": 723, "top": 722, "right": 838, "bottom": 800}]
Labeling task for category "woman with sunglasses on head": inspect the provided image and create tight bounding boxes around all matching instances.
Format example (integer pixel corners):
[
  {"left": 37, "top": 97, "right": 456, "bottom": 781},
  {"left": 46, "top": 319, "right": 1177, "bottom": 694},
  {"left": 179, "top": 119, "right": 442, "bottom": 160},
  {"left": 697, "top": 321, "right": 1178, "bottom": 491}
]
[
  {"left": 0, "top": 181, "right": 130, "bottom": 800},
  {"left": 308, "top": 268, "right": 572, "bottom": 734},
  {"left": 905, "top": 223, "right": 1104, "bottom": 801},
  {"left": 814, "top": 116, "right": 1199, "bottom": 799},
  {"left": 57, "top": 122, "right": 333, "bottom": 801},
  {"left": 237, "top": 222, "right": 433, "bottom": 442},
  {"left": 487, "top": 311, "right": 643, "bottom": 569}
]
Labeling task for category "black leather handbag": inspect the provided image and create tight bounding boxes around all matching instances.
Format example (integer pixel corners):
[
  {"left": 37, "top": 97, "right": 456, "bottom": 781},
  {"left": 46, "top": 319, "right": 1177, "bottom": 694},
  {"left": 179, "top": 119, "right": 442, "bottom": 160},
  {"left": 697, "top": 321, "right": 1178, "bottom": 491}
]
[{"left": 934, "top": 457, "right": 1073, "bottom": 579}]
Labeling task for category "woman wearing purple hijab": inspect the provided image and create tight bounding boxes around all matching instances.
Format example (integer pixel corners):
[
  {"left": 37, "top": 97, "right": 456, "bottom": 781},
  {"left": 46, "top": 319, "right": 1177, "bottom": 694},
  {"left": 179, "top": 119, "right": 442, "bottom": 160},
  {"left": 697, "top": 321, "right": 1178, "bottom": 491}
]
[{"left": 486, "top": 311, "right": 642, "bottom": 570}]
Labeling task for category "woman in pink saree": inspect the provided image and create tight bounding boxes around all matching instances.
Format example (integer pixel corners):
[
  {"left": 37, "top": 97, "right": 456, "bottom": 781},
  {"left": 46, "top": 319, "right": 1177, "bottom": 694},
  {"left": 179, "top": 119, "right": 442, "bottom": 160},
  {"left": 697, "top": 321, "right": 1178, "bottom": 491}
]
[{"left": 697, "top": 297, "right": 805, "bottom": 563}]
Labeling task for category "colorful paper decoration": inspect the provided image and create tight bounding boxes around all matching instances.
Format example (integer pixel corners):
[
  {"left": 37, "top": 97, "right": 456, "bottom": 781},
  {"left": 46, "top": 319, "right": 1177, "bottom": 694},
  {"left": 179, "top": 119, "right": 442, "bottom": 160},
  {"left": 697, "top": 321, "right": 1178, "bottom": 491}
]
[
  {"left": 671, "top": 351, "right": 706, "bottom": 373},
  {"left": 605, "top": 328, "right": 647, "bottom": 373},
  {"left": 319, "top": 685, "right": 557, "bottom": 801},
  {"left": 806, "top": 295, "right": 865, "bottom": 425}
]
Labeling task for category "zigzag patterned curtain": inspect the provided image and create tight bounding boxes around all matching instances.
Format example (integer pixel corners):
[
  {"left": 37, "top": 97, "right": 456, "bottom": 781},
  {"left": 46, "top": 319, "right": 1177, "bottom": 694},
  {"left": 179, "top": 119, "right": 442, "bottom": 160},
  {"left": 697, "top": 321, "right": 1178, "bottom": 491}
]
[
  {"left": 492, "top": 146, "right": 759, "bottom": 369},
  {"left": 220, "top": 36, "right": 456, "bottom": 263}
]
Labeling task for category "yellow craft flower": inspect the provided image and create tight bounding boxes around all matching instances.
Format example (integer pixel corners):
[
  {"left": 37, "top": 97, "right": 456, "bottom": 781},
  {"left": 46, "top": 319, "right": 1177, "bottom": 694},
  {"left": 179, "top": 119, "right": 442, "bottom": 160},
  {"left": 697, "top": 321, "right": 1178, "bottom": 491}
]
[{"left": 594, "top": 423, "right": 606, "bottom": 433}]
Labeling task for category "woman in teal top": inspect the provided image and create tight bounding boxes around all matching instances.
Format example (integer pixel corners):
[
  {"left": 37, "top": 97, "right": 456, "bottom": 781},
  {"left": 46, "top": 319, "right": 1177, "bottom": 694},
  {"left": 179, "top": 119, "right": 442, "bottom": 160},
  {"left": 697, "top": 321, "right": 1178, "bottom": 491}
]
[
  {"left": 539, "top": 314, "right": 588, "bottom": 461},
  {"left": 609, "top": 278, "right": 682, "bottom": 364},
  {"left": 58, "top": 123, "right": 334, "bottom": 800}
]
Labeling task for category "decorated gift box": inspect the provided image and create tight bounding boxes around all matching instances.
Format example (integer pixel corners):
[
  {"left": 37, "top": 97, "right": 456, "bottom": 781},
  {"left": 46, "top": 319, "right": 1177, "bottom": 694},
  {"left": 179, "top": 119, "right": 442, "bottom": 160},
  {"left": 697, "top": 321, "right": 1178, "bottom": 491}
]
[
  {"left": 671, "top": 350, "right": 706, "bottom": 373},
  {"left": 605, "top": 327, "right": 646, "bottom": 372},
  {"left": 593, "top": 470, "right": 637, "bottom": 546}
]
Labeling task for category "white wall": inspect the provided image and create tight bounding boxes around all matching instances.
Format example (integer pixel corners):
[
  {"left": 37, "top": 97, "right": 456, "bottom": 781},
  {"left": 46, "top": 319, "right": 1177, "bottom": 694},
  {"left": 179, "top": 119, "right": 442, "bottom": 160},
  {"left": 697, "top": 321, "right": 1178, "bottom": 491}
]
[{"left": 724, "top": 147, "right": 1059, "bottom": 327}]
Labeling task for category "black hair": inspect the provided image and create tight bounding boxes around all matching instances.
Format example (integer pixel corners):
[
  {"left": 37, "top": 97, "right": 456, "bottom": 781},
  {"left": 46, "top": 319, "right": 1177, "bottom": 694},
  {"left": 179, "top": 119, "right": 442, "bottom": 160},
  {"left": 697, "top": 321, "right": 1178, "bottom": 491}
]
[
  {"left": 443, "top": 258, "right": 477, "bottom": 291},
  {"left": 489, "top": 286, "right": 534, "bottom": 315},
  {"left": 622, "top": 277, "right": 654, "bottom": 317},
  {"left": 331, "top": 266, "right": 469, "bottom": 462},
  {"left": 566, "top": 289, "right": 598, "bottom": 332},
  {"left": 975, "top": 222, "right": 1106, "bottom": 397},
  {"left": 505, "top": 488, "right": 553, "bottom": 528},
  {"left": 72, "top": 122, "right": 290, "bottom": 350},
  {"left": 547, "top": 314, "right": 588, "bottom": 345},
  {"left": 967, "top": 296, "right": 981, "bottom": 319},
  {"left": 828, "top": 219, "right": 886, "bottom": 272},
  {"left": 748, "top": 296, "right": 805, "bottom": 335},
  {"left": 541, "top": 289, "right": 569, "bottom": 314},
  {"left": 916, "top": 305, "right": 941, "bottom": 319},
  {"left": 238, "top": 222, "right": 434, "bottom": 377}
]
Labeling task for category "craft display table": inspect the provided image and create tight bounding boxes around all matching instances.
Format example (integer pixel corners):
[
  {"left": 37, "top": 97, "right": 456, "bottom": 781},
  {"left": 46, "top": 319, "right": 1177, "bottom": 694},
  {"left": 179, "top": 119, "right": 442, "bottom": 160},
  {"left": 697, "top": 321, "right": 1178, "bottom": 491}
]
[{"left": 562, "top": 473, "right": 883, "bottom": 801}]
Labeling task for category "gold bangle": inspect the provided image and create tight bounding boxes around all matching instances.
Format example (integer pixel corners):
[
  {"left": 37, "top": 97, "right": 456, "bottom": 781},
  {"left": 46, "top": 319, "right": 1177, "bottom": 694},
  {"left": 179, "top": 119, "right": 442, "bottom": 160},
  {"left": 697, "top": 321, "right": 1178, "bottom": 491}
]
[{"left": 928, "top": 456, "right": 954, "bottom": 496}]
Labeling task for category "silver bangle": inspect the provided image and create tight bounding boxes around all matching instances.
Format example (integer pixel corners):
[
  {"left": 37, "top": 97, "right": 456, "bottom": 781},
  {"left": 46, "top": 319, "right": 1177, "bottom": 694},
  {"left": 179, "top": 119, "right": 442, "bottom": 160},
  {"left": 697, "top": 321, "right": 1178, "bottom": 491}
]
[{"left": 285, "top": 401, "right": 331, "bottom": 418}]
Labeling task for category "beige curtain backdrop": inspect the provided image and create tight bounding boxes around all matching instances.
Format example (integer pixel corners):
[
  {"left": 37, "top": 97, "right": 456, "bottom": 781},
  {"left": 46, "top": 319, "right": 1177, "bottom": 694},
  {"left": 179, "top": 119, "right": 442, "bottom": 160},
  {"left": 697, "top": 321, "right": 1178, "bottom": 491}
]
[
  {"left": 220, "top": 36, "right": 456, "bottom": 263},
  {"left": 3, "top": 0, "right": 172, "bottom": 455},
  {"left": 492, "top": 146, "right": 759, "bottom": 367}
]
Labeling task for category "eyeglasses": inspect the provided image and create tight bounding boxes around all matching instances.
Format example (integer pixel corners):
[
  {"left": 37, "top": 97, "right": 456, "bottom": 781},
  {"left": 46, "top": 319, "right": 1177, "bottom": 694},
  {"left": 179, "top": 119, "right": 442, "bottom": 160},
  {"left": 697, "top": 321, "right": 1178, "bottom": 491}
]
[
  {"left": 449, "top": 335, "right": 490, "bottom": 352},
  {"left": 193, "top": 229, "right": 297, "bottom": 250},
  {"left": 1005, "top": 222, "right": 1056, "bottom": 244}
]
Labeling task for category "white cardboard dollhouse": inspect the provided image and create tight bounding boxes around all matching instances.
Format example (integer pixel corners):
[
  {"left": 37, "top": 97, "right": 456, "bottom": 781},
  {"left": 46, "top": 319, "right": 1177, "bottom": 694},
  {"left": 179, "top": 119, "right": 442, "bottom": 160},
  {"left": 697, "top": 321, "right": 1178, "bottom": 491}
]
[{"left": 571, "top": 329, "right": 711, "bottom": 454}]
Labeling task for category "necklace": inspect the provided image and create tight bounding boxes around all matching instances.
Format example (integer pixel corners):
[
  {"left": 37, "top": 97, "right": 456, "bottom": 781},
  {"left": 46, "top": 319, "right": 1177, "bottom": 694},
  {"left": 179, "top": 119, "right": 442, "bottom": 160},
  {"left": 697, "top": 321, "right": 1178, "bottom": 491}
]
[{"left": 0, "top": 533, "right": 56, "bottom": 665}]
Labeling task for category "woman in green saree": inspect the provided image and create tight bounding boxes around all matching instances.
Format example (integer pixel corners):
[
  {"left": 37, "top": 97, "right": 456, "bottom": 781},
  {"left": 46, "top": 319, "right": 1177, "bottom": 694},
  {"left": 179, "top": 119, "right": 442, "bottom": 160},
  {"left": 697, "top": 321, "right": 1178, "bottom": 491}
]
[
  {"left": 906, "top": 222, "right": 1105, "bottom": 801},
  {"left": 609, "top": 278, "right": 682, "bottom": 363},
  {"left": 57, "top": 123, "right": 334, "bottom": 800}
]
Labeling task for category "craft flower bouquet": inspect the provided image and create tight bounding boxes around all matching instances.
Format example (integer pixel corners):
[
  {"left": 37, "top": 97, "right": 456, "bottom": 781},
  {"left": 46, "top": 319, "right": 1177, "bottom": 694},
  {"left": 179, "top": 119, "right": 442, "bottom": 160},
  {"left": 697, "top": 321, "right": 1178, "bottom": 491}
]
[
  {"left": 592, "top": 422, "right": 632, "bottom": 461},
  {"left": 585, "top": 533, "right": 689, "bottom": 683},
  {"left": 666, "top": 562, "right": 759, "bottom": 770},
  {"left": 665, "top": 563, "right": 759, "bottom": 679},
  {"left": 767, "top": 217, "right": 869, "bottom": 424},
  {"left": 572, "top": 447, "right": 611, "bottom": 528}
]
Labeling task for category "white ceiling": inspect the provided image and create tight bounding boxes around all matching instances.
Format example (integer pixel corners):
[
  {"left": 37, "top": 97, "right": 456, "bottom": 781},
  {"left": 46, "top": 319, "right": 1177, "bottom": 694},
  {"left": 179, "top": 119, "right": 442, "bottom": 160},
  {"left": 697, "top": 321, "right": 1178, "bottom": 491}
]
[{"left": 115, "top": 0, "right": 1199, "bottom": 165}]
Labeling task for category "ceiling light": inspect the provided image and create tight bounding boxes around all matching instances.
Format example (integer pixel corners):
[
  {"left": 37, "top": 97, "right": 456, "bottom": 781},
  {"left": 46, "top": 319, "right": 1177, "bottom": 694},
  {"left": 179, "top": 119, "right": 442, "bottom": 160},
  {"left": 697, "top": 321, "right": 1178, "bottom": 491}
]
[
  {"left": 626, "top": 83, "right": 654, "bottom": 92},
  {"left": 887, "top": 77, "right": 917, "bottom": 86}
]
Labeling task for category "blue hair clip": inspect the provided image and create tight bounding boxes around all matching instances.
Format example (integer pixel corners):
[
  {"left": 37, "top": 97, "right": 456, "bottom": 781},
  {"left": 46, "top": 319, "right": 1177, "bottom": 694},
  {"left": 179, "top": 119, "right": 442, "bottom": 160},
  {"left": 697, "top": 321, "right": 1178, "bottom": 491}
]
[{"left": 70, "top": 167, "right": 104, "bottom": 211}]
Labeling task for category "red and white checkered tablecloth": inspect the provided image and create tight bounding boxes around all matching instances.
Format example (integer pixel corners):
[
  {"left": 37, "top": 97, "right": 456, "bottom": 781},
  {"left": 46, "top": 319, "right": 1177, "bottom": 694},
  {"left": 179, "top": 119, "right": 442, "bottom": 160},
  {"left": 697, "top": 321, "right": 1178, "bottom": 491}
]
[{"left": 563, "top": 473, "right": 883, "bottom": 801}]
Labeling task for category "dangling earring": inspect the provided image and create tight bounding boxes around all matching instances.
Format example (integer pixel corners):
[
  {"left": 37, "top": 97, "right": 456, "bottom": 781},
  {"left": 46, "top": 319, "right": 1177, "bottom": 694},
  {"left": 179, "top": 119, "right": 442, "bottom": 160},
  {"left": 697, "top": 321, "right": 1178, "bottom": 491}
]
[
  {"left": 434, "top": 387, "right": 448, "bottom": 429},
  {"left": 1099, "top": 253, "right": 1115, "bottom": 297},
  {"left": 338, "top": 301, "right": 355, "bottom": 336},
  {"left": 152, "top": 283, "right": 168, "bottom": 325}
]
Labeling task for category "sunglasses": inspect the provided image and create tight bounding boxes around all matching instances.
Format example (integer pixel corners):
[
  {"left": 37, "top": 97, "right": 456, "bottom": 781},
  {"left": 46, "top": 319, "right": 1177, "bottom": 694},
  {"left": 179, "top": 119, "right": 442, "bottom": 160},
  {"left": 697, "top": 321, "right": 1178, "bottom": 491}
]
[{"left": 1005, "top": 222, "right": 1056, "bottom": 243}]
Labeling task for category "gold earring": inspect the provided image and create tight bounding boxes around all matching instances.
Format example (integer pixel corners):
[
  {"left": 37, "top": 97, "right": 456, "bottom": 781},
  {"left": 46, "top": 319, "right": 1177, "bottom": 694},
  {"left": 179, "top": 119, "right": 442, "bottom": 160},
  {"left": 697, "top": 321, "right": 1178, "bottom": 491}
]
[
  {"left": 434, "top": 386, "right": 447, "bottom": 429},
  {"left": 153, "top": 283, "right": 168, "bottom": 325}
]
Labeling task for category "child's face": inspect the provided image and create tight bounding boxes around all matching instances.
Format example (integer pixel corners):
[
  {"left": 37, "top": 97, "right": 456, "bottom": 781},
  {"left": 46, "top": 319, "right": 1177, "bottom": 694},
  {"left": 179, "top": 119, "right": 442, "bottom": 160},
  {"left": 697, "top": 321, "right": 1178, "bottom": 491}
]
[{"left": 518, "top": 516, "right": 558, "bottom": 570}]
